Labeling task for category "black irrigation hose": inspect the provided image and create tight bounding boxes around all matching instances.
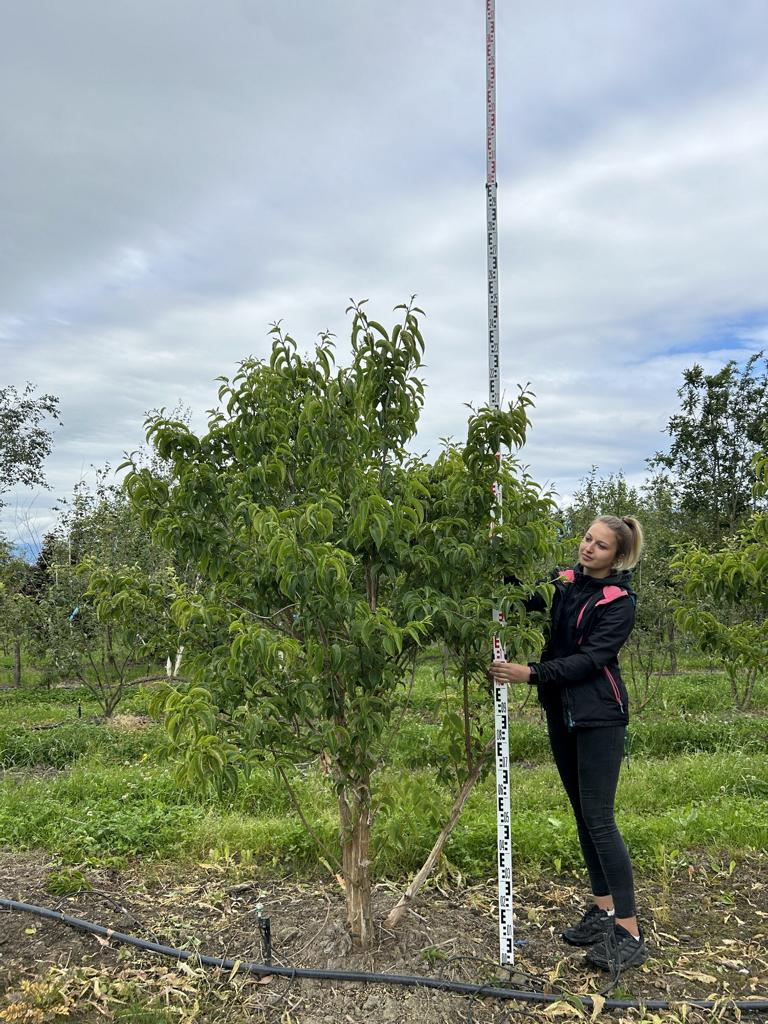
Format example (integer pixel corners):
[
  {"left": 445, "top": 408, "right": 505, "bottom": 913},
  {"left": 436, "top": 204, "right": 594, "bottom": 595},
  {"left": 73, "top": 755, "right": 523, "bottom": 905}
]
[{"left": 2, "top": 898, "right": 768, "bottom": 1014}]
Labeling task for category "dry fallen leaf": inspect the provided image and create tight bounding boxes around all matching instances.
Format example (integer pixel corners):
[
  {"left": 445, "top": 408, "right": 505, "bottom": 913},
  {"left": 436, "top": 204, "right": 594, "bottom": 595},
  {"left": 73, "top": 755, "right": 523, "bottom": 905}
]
[
  {"left": 589, "top": 993, "right": 605, "bottom": 1020},
  {"left": 673, "top": 969, "right": 718, "bottom": 984},
  {"left": 542, "top": 1000, "right": 584, "bottom": 1018}
]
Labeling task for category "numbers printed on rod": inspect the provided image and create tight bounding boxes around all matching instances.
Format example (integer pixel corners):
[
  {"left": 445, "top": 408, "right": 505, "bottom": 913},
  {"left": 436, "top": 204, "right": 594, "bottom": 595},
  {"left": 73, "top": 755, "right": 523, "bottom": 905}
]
[
  {"left": 493, "top": 656, "right": 514, "bottom": 965},
  {"left": 487, "top": 0, "right": 513, "bottom": 966}
]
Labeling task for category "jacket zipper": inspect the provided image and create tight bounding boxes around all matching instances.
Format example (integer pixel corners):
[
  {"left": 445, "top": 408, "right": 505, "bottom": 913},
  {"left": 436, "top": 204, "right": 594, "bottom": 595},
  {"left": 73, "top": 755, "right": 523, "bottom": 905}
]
[{"left": 604, "top": 666, "right": 624, "bottom": 712}]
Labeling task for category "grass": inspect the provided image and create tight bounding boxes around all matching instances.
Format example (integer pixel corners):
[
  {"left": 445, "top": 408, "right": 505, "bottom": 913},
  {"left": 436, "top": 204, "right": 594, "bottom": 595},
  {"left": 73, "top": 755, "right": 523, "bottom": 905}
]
[
  {"left": 1, "top": 743, "right": 765, "bottom": 876},
  {"left": 650, "top": 670, "right": 768, "bottom": 714},
  {"left": 0, "top": 665, "right": 766, "bottom": 880},
  {"left": 0, "top": 722, "right": 164, "bottom": 769}
]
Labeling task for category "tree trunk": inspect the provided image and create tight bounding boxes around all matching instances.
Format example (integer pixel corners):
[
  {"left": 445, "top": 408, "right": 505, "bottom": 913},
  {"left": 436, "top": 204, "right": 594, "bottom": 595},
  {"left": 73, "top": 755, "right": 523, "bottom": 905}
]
[
  {"left": 738, "top": 667, "right": 757, "bottom": 711},
  {"left": 667, "top": 618, "right": 678, "bottom": 675},
  {"left": 13, "top": 641, "right": 22, "bottom": 687},
  {"left": 384, "top": 735, "right": 494, "bottom": 931},
  {"left": 101, "top": 680, "right": 124, "bottom": 719},
  {"left": 338, "top": 777, "right": 373, "bottom": 948},
  {"left": 462, "top": 671, "right": 472, "bottom": 771}
]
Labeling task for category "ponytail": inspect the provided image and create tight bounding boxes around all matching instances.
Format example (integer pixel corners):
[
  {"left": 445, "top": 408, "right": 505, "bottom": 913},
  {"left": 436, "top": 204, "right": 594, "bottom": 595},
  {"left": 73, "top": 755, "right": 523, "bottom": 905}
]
[{"left": 593, "top": 514, "right": 645, "bottom": 569}]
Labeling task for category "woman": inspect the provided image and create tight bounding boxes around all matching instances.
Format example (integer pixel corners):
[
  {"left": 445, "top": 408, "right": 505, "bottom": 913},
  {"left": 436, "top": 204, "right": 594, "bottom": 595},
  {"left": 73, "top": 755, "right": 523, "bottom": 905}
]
[{"left": 489, "top": 515, "right": 648, "bottom": 973}]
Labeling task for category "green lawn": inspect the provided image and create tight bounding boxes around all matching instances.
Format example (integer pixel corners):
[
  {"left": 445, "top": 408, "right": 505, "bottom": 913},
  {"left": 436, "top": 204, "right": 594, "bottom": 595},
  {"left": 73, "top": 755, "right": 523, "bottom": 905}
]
[{"left": 1, "top": 662, "right": 766, "bottom": 880}]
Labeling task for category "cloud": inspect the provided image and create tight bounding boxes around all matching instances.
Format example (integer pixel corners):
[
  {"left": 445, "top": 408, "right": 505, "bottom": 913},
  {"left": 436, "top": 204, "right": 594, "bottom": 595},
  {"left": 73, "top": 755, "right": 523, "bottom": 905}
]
[{"left": 2, "top": 0, "right": 768, "bottom": 542}]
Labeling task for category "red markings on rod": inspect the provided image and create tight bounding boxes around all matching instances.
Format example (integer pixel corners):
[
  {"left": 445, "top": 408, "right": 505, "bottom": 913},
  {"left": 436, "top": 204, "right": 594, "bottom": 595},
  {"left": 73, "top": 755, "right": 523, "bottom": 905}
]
[{"left": 486, "top": 0, "right": 497, "bottom": 185}]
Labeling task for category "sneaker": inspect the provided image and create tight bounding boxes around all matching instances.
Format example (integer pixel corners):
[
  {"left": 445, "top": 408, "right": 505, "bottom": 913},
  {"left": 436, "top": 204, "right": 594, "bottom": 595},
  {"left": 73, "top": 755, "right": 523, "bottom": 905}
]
[
  {"left": 561, "top": 905, "right": 613, "bottom": 946},
  {"left": 585, "top": 923, "right": 649, "bottom": 973}
]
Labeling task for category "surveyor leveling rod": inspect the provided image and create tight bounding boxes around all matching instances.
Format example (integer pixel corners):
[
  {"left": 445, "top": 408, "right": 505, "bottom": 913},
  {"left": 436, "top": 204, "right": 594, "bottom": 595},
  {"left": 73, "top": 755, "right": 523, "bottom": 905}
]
[{"left": 486, "top": 0, "right": 514, "bottom": 967}]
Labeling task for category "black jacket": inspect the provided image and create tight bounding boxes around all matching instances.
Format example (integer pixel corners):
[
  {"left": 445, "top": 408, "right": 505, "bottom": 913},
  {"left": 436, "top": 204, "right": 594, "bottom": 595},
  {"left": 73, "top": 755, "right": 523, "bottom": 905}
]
[{"left": 526, "top": 565, "right": 636, "bottom": 728}]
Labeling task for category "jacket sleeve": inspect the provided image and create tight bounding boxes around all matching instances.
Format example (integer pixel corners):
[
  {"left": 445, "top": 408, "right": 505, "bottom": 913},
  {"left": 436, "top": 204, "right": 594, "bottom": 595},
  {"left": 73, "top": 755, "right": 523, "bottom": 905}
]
[{"left": 531, "top": 598, "right": 635, "bottom": 686}]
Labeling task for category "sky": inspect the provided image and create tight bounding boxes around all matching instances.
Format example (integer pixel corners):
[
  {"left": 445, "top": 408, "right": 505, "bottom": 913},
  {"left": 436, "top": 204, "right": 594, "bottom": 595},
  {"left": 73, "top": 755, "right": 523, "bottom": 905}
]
[{"left": 2, "top": 0, "right": 768, "bottom": 548}]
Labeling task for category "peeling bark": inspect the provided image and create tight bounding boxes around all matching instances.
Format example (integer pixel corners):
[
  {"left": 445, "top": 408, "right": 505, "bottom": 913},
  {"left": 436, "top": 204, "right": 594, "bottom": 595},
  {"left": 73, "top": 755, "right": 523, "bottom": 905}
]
[{"left": 338, "top": 778, "right": 373, "bottom": 948}]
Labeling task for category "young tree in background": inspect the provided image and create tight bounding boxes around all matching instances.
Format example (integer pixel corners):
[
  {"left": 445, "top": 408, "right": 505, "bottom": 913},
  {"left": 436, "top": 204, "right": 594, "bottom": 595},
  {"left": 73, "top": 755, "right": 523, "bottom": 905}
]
[
  {"left": 0, "top": 383, "right": 60, "bottom": 504},
  {"left": 673, "top": 436, "right": 768, "bottom": 710},
  {"left": 27, "top": 473, "right": 179, "bottom": 714},
  {"left": 649, "top": 354, "right": 768, "bottom": 544},
  {"left": 563, "top": 467, "right": 642, "bottom": 538},
  {"left": 0, "top": 541, "right": 32, "bottom": 686}
]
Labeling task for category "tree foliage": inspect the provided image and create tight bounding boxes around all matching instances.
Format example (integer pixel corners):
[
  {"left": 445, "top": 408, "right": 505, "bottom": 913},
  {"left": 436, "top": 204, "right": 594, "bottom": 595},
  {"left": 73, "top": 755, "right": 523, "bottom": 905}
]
[
  {"left": 0, "top": 541, "right": 32, "bottom": 685},
  {"left": 673, "top": 436, "right": 768, "bottom": 709},
  {"left": 563, "top": 467, "right": 680, "bottom": 698},
  {"left": 563, "top": 467, "right": 642, "bottom": 539},
  {"left": 418, "top": 439, "right": 555, "bottom": 785},
  {"left": 121, "top": 301, "right": 555, "bottom": 946},
  {"left": 0, "top": 383, "right": 60, "bottom": 503},
  {"left": 381, "top": 432, "right": 556, "bottom": 929},
  {"left": 26, "top": 473, "right": 179, "bottom": 715},
  {"left": 649, "top": 354, "right": 768, "bottom": 542}
]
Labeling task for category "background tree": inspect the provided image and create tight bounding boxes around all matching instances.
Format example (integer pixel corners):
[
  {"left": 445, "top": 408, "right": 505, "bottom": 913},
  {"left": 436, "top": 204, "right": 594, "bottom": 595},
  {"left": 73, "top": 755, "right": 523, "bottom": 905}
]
[
  {"left": 0, "top": 541, "right": 33, "bottom": 686},
  {"left": 672, "top": 436, "right": 768, "bottom": 710},
  {"left": 562, "top": 466, "right": 642, "bottom": 538},
  {"left": 649, "top": 353, "right": 768, "bottom": 543},
  {"left": 563, "top": 467, "right": 680, "bottom": 701},
  {"left": 0, "top": 383, "right": 60, "bottom": 504},
  {"left": 27, "top": 473, "right": 179, "bottom": 714}
]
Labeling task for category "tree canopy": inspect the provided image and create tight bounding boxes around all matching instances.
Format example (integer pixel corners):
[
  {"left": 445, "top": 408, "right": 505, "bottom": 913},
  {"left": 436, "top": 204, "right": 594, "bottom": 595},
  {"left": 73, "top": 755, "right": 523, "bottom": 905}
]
[
  {"left": 122, "top": 301, "right": 556, "bottom": 946},
  {"left": 0, "top": 383, "right": 60, "bottom": 505},
  {"left": 649, "top": 353, "right": 768, "bottom": 542}
]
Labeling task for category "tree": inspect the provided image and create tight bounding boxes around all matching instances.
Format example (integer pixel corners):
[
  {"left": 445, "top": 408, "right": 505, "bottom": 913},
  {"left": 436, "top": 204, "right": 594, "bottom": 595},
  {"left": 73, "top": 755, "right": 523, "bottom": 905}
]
[
  {"left": 0, "top": 542, "right": 32, "bottom": 686},
  {"left": 26, "top": 473, "right": 180, "bottom": 714},
  {"left": 563, "top": 467, "right": 642, "bottom": 539},
  {"left": 672, "top": 438, "right": 768, "bottom": 710},
  {"left": 649, "top": 354, "right": 768, "bottom": 543},
  {"left": 384, "top": 438, "right": 557, "bottom": 928},
  {"left": 563, "top": 467, "right": 681, "bottom": 697},
  {"left": 0, "top": 383, "right": 60, "bottom": 504},
  {"left": 122, "top": 301, "right": 553, "bottom": 948}
]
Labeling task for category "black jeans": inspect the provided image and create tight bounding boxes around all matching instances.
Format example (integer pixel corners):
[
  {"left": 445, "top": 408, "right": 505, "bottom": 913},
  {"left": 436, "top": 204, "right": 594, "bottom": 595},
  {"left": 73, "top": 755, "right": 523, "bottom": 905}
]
[{"left": 546, "top": 708, "right": 637, "bottom": 918}]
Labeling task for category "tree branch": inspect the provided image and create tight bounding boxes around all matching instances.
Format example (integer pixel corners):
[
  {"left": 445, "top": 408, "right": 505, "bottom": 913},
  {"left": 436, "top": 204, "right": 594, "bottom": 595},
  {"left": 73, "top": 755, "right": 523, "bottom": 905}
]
[
  {"left": 384, "top": 733, "right": 495, "bottom": 931},
  {"left": 272, "top": 753, "right": 342, "bottom": 872}
]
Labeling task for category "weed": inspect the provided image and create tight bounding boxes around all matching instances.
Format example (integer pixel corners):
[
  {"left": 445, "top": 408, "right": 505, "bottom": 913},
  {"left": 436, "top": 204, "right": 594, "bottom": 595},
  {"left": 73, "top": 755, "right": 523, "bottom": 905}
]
[
  {"left": 115, "top": 1010, "right": 178, "bottom": 1024},
  {"left": 421, "top": 946, "right": 449, "bottom": 965},
  {"left": 0, "top": 662, "right": 766, "bottom": 882},
  {"left": 0, "top": 723, "right": 163, "bottom": 769},
  {"left": 45, "top": 867, "right": 92, "bottom": 896}
]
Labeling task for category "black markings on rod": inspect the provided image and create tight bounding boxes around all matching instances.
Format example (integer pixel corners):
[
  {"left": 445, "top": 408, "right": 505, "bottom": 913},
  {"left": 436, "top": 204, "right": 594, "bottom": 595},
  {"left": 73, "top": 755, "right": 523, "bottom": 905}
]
[
  {"left": 487, "top": 0, "right": 512, "bottom": 967},
  {"left": 487, "top": 180, "right": 500, "bottom": 412}
]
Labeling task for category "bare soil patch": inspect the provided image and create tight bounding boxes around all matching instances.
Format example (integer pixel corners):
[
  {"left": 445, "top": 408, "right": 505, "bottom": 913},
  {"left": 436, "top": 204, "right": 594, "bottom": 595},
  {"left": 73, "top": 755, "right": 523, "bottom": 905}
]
[
  {"left": 0, "top": 850, "right": 766, "bottom": 1022},
  {"left": 105, "top": 714, "right": 153, "bottom": 730}
]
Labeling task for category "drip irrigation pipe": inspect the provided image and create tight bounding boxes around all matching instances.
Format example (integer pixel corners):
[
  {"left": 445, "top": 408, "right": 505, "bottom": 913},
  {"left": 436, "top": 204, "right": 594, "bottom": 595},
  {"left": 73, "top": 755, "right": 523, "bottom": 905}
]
[{"left": 2, "top": 898, "right": 767, "bottom": 1014}]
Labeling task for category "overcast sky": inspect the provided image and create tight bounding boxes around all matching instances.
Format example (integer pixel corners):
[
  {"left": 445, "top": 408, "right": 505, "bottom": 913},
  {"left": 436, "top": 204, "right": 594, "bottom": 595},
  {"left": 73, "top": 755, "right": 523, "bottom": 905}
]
[{"left": 2, "top": 0, "right": 768, "bottom": 547}]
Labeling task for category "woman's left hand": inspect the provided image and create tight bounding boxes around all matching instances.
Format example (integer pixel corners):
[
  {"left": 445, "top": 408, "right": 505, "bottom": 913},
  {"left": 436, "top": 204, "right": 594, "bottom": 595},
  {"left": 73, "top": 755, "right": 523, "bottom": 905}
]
[{"left": 489, "top": 661, "right": 532, "bottom": 684}]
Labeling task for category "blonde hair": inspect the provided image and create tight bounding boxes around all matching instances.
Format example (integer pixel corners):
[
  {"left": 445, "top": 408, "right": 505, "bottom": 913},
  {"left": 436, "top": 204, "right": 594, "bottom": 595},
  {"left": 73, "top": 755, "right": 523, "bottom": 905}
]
[{"left": 592, "top": 515, "right": 644, "bottom": 570}]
